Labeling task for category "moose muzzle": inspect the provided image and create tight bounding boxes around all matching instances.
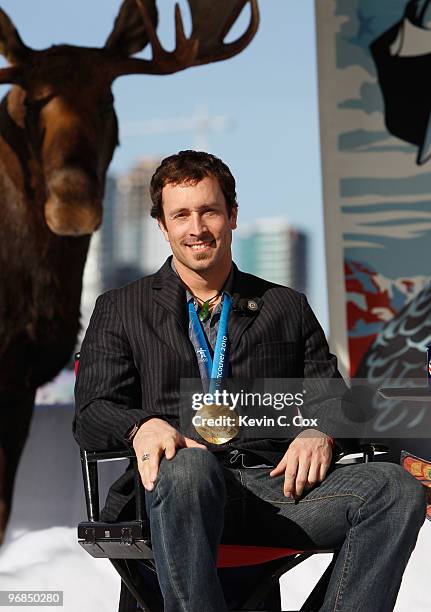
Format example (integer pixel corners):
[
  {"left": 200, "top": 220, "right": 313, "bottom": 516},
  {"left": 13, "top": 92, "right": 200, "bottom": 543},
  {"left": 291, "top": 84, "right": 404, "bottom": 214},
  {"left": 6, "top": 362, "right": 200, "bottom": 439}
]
[{"left": 45, "top": 167, "right": 103, "bottom": 236}]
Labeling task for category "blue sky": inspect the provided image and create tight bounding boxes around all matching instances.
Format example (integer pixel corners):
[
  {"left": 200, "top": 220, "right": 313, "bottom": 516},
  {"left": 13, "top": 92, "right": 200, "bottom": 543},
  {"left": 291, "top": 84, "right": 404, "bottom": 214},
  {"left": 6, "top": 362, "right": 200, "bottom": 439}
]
[{"left": 0, "top": 0, "right": 328, "bottom": 329}]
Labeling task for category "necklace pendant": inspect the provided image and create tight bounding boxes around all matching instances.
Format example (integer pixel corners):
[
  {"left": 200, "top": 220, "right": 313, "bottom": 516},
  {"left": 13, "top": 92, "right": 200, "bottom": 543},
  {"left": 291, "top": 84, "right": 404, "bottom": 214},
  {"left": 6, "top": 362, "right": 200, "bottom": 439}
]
[{"left": 199, "top": 300, "right": 210, "bottom": 321}]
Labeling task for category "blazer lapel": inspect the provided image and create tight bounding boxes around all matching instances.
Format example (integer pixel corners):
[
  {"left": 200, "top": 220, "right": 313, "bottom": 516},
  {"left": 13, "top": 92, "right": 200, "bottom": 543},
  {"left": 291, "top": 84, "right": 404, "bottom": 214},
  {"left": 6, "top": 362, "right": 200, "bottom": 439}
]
[
  {"left": 151, "top": 258, "right": 264, "bottom": 356},
  {"left": 228, "top": 265, "right": 264, "bottom": 354},
  {"left": 152, "top": 258, "right": 189, "bottom": 336}
]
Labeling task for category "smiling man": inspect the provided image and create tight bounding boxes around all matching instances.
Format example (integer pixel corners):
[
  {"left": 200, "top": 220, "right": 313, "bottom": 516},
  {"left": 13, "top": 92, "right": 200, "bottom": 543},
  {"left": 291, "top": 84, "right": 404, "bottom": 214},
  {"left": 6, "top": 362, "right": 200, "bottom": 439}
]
[
  {"left": 158, "top": 172, "right": 237, "bottom": 299},
  {"left": 74, "top": 150, "right": 427, "bottom": 612}
]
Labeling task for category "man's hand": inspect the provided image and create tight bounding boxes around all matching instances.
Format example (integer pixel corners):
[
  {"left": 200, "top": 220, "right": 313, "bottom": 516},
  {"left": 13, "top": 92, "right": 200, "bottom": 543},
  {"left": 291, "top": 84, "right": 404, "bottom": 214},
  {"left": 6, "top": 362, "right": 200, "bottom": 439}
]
[
  {"left": 132, "top": 418, "right": 207, "bottom": 491},
  {"left": 269, "top": 429, "right": 333, "bottom": 499}
]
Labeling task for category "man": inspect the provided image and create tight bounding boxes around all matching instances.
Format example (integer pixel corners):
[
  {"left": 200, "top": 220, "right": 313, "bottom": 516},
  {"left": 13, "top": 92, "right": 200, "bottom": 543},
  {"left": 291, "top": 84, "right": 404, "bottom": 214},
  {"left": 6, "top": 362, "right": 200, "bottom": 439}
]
[{"left": 74, "top": 150, "right": 427, "bottom": 612}]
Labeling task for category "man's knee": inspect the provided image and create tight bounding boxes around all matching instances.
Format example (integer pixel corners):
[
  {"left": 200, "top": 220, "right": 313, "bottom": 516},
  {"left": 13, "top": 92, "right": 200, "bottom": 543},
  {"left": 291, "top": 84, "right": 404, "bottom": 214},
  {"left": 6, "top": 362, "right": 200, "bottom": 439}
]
[
  {"left": 157, "top": 448, "right": 225, "bottom": 497},
  {"left": 372, "top": 462, "right": 427, "bottom": 525},
  {"left": 393, "top": 464, "right": 427, "bottom": 524}
]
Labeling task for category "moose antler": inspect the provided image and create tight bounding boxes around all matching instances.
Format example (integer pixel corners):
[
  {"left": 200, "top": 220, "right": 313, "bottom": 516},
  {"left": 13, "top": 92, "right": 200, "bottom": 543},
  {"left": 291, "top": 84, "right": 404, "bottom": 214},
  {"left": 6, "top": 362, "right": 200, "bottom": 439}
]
[
  {"left": 112, "top": 0, "right": 259, "bottom": 77},
  {"left": 0, "top": 8, "right": 31, "bottom": 85},
  {"left": 0, "top": 0, "right": 259, "bottom": 85}
]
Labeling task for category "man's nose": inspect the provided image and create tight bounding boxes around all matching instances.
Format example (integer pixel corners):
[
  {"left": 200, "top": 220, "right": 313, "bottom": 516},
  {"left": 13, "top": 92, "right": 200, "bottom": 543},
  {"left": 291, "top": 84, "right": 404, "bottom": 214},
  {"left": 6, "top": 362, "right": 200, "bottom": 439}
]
[{"left": 190, "top": 213, "right": 207, "bottom": 235}]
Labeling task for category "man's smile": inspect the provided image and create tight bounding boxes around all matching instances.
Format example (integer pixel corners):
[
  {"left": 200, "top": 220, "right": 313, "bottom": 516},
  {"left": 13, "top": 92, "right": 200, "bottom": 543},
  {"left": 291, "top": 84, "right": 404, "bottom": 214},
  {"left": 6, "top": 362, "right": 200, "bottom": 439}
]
[{"left": 186, "top": 240, "right": 216, "bottom": 251}]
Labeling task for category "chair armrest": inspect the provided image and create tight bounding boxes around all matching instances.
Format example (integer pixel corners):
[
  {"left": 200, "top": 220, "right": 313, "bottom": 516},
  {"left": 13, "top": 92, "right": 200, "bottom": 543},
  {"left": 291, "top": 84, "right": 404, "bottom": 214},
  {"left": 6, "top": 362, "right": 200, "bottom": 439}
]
[
  {"left": 83, "top": 448, "right": 135, "bottom": 462},
  {"left": 80, "top": 448, "right": 144, "bottom": 522},
  {"left": 359, "top": 443, "right": 389, "bottom": 454},
  {"left": 335, "top": 443, "right": 389, "bottom": 466}
]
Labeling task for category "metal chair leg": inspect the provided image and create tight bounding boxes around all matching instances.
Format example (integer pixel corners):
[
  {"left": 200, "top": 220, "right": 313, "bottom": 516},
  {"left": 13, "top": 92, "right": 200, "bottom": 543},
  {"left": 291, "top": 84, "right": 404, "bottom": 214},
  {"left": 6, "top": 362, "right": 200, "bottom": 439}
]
[
  {"left": 241, "top": 553, "right": 314, "bottom": 610},
  {"left": 111, "top": 559, "right": 163, "bottom": 612},
  {"left": 299, "top": 552, "right": 338, "bottom": 611},
  {"left": 118, "top": 581, "right": 138, "bottom": 612}
]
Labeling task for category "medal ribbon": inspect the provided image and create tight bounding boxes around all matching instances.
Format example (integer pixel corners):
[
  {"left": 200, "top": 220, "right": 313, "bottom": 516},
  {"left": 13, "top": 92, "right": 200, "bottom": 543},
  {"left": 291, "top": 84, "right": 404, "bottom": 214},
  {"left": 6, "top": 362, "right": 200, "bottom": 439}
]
[{"left": 188, "top": 292, "right": 231, "bottom": 394}]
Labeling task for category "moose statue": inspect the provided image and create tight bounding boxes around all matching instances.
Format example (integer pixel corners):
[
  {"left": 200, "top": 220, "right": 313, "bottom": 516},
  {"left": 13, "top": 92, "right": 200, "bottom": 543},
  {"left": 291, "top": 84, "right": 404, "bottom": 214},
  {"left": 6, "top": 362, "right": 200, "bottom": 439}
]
[{"left": 0, "top": 0, "right": 259, "bottom": 543}]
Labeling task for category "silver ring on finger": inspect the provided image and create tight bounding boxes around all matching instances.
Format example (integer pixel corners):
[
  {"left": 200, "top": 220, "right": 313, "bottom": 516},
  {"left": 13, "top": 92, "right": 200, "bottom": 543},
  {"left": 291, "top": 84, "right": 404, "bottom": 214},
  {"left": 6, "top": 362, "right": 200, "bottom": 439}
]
[{"left": 141, "top": 452, "right": 150, "bottom": 462}]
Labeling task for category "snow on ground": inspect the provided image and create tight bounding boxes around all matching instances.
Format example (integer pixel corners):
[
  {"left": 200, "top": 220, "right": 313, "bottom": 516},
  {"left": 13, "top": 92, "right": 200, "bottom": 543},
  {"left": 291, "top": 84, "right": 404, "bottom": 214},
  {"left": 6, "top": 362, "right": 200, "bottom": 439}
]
[
  {"left": 0, "top": 527, "right": 120, "bottom": 611},
  {"left": 0, "top": 404, "right": 429, "bottom": 611}
]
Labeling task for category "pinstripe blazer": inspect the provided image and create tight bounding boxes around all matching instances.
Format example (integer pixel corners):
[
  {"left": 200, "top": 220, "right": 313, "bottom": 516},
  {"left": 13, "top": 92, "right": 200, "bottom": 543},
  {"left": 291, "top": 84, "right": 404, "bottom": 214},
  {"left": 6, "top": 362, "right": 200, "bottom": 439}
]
[{"left": 73, "top": 257, "right": 347, "bottom": 521}]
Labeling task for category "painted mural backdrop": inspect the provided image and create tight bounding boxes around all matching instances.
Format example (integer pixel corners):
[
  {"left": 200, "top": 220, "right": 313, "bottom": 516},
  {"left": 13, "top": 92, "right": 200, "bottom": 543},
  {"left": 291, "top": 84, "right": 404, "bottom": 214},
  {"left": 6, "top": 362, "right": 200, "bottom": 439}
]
[{"left": 316, "top": 0, "right": 431, "bottom": 456}]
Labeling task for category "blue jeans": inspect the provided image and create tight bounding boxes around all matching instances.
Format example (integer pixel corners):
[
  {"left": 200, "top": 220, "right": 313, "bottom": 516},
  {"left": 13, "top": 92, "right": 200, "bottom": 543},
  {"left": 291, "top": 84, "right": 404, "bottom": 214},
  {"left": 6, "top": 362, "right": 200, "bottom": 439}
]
[{"left": 144, "top": 448, "right": 427, "bottom": 612}]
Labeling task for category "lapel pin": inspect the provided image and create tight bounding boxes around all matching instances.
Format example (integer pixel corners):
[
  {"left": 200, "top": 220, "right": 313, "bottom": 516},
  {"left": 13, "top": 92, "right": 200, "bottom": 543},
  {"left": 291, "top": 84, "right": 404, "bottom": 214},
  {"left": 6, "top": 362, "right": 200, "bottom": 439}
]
[{"left": 247, "top": 300, "right": 258, "bottom": 312}]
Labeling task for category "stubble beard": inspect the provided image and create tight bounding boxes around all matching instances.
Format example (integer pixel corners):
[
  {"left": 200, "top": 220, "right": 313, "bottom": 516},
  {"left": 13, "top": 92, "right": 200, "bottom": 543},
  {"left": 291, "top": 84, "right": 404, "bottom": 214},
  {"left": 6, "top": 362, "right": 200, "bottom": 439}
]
[{"left": 192, "top": 251, "right": 212, "bottom": 262}]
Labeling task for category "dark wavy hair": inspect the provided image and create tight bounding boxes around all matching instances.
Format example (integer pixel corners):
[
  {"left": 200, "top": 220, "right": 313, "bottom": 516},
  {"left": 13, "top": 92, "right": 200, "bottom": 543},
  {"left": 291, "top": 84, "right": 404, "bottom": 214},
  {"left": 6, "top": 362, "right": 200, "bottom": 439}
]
[{"left": 150, "top": 150, "right": 238, "bottom": 224}]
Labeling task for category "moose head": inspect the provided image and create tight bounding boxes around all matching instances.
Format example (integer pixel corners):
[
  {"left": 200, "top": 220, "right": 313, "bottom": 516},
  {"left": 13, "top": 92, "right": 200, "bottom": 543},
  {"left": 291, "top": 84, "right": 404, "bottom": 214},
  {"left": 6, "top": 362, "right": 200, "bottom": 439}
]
[{"left": 0, "top": 0, "right": 258, "bottom": 236}]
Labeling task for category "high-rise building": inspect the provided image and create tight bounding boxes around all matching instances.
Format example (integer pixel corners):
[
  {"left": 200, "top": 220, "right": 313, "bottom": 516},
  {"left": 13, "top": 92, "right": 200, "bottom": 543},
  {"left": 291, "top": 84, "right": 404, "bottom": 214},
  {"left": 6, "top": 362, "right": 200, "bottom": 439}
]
[
  {"left": 99, "top": 175, "right": 117, "bottom": 292},
  {"left": 113, "top": 158, "right": 171, "bottom": 286},
  {"left": 80, "top": 160, "right": 171, "bottom": 338},
  {"left": 236, "top": 218, "right": 307, "bottom": 292},
  {"left": 79, "top": 178, "right": 117, "bottom": 343}
]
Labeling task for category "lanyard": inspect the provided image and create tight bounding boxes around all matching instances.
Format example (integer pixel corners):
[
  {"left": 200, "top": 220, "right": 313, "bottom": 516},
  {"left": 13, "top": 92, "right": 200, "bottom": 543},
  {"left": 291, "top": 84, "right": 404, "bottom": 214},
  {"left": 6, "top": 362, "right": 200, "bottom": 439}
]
[{"left": 188, "top": 293, "right": 231, "bottom": 393}]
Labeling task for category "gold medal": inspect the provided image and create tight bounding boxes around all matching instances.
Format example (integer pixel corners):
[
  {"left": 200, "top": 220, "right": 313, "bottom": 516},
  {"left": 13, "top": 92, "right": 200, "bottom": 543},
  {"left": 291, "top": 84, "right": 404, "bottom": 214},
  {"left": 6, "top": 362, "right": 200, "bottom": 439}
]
[{"left": 193, "top": 403, "right": 240, "bottom": 445}]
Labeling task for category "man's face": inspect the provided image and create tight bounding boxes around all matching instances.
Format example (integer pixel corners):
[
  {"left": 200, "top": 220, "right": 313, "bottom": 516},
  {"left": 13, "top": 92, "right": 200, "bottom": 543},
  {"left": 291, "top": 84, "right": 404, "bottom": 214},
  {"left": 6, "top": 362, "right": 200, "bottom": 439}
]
[{"left": 159, "top": 175, "right": 237, "bottom": 275}]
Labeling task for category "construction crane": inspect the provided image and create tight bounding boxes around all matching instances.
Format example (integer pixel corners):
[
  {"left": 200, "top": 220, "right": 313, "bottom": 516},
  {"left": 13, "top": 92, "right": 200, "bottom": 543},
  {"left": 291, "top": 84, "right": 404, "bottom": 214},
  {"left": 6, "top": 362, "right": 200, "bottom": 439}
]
[{"left": 122, "top": 104, "right": 234, "bottom": 150}]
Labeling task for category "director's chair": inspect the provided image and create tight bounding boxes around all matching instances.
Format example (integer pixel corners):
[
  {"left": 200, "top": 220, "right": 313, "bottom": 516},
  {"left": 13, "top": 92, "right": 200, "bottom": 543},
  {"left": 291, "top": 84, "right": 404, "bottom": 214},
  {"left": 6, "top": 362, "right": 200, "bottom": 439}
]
[
  {"left": 75, "top": 352, "right": 387, "bottom": 610},
  {"left": 77, "top": 443, "right": 387, "bottom": 612}
]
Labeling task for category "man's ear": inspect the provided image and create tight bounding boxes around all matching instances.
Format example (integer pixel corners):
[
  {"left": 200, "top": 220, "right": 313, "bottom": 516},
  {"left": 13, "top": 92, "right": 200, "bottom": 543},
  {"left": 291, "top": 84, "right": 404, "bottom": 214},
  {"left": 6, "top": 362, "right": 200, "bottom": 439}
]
[
  {"left": 230, "top": 205, "right": 238, "bottom": 231},
  {"left": 157, "top": 219, "right": 170, "bottom": 243}
]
